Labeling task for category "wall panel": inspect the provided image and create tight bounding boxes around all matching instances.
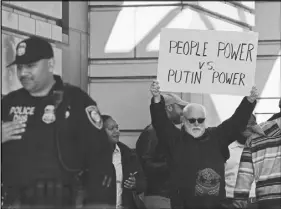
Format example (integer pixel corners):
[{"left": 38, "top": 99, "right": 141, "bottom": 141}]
[
  {"left": 89, "top": 8, "right": 135, "bottom": 58},
  {"left": 253, "top": 2, "right": 281, "bottom": 41},
  {"left": 8, "top": 1, "right": 62, "bottom": 19},
  {"left": 89, "top": 60, "right": 157, "bottom": 77},
  {"left": 89, "top": 80, "right": 153, "bottom": 130}
]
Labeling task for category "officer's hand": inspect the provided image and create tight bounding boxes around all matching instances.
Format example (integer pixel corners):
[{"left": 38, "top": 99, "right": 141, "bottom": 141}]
[
  {"left": 1, "top": 121, "right": 26, "bottom": 143},
  {"left": 102, "top": 175, "right": 112, "bottom": 188},
  {"left": 246, "top": 86, "right": 259, "bottom": 103},
  {"left": 150, "top": 80, "right": 161, "bottom": 103}
]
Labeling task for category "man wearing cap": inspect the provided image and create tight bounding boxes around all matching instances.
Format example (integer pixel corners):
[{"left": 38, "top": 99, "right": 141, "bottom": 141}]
[
  {"left": 136, "top": 93, "right": 188, "bottom": 209},
  {"left": 149, "top": 80, "right": 259, "bottom": 209},
  {"left": 1, "top": 36, "right": 113, "bottom": 208}
]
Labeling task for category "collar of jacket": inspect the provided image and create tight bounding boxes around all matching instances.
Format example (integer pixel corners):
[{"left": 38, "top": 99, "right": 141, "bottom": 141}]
[
  {"left": 48, "top": 75, "right": 64, "bottom": 95},
  {"left": 21, "top": 74, "right": 64, "bottom": 97},
  {"left": 180, "top": 126, "right": 209, "bottom": 141},
  {"left": 117, "top": 142, "right": 136, "bottom": 165},
  {"left": 114, "top": 144, "right": 121, "bottom": 153}
]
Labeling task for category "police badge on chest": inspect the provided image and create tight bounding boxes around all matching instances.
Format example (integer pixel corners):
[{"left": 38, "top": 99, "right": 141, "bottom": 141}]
[{"left": 42, "top": 105, "right": 56, "bottom": 124}]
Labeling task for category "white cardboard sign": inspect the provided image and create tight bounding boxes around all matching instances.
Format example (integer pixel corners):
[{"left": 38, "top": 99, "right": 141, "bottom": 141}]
[{"left": 157, "top": 28, "right": 259, "bottom": 96}]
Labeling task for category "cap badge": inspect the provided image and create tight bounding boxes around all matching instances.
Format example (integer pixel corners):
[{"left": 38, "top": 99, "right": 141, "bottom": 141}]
[{"left": 17, "top": 42, "right": 27, "bottom": 56}]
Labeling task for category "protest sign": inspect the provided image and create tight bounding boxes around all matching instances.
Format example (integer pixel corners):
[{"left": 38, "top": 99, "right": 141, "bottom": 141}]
[{"left": 157, "top": 28, "right": 259, "bottom": 96}]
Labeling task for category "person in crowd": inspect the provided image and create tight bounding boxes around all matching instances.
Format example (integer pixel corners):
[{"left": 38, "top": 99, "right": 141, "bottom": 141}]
[
  {"left": 268, "top": 99, "right": 281, "bottom": 121},
  {"left": 1, "top": 36, "right": 113, "bottom": 208},
  {"left": 149, "top": 80, "right": 259, "bottom": 209},
  {"left": 233, "top": 116, "right": 281, "bottom": 209},
  {"left": 81, "top": 115, "right": 146, "bottom": 209},
  {"left": 136, "top": 93, "right": 188, "bottom": 209},
  {"left": 223, "top": 114, "right": 258, "bottom": 209}
]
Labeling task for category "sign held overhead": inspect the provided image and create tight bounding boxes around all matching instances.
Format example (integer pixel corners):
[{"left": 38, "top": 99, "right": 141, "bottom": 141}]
[{"left": 157, "top": 28, "right": 259, "bottom": 96}]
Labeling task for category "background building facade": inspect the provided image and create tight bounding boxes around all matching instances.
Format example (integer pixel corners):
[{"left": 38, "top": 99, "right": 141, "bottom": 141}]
[{"left": 1, "top": 1, "right": 280, "bottom": 148}]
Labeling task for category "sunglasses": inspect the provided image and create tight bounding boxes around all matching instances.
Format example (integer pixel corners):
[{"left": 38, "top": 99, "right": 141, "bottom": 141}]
[{"left": 186, "top": 118, "right": 205, "bottom": 124}]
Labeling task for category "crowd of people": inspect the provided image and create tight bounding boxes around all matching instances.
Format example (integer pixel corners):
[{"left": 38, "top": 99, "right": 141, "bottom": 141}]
[{"left": 1, "top": 36, "right": 280, "bottom": 209}]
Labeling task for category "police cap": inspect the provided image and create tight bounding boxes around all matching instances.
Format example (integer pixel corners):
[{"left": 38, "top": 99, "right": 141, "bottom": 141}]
[{"left": 7, "top": 36, "right": 54, "bottom": 67}]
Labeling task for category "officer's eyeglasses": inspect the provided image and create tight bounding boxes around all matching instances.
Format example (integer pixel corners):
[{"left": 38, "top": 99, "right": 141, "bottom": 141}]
[{"left": 186, "top": 118, "right": 205, "bottom": 124}]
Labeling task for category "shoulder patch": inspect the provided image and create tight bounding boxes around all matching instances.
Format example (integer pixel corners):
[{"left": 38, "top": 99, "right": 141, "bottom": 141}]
[{"left": 85, "top": 105, "right": 103, "bottom": 130}]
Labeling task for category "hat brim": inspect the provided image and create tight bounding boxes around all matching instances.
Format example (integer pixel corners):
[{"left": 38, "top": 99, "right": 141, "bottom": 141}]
[
  {"left": 177, "top": 101, "right": 189, "bottom": 107},
  {"left": 6, "top": 60, "right": 16, "bottom": 68}
]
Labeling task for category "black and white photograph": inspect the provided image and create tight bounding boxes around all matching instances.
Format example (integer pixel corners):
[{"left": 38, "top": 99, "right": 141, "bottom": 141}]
[{"left": 1, "top": 1, "right": 280, "bottom": 209}]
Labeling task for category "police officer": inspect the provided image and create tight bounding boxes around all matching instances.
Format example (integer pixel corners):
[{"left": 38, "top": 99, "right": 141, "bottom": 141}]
[{"left": 1, "top": 36, "right": 112, "bottom": 208}]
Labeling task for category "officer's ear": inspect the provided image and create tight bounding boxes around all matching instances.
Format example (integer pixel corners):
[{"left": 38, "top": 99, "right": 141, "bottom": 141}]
[{"left": 47, "top": 58, "right": 55, "bottom": 73}]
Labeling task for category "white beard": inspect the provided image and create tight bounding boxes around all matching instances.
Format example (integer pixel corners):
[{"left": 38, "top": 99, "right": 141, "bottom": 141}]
[{"left": 185, "top": 126, "right": 205, "bottom": 138}]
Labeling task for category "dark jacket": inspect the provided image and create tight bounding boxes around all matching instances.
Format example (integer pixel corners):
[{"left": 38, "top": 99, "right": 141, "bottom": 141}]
[
  {"left": 150, "top": 95, "right": 256, "bottom": 209},
  {"left": 1, "top": 75, "right": 113, "bottom": 205},
  {"left": 115, "top": 142, "right": 146, "bottom": 209},
  {"left": 83, "top": 142, "right": 146, "bottom": 209},
  {"left": 136, "top": 124, "right": 170, "bottom": 197}
]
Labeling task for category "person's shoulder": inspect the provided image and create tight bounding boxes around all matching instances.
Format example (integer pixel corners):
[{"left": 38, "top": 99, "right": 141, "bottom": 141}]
[
  {"left": 137, "top": 124, "right": 156, "bottom": 142},
  {"left": 206, "top": 127, "right": 216, "bottom": 133},
  {"left": 206, "top": 127, "right": 223, "bottom": 142},
  {"left": 2, "top": 88, "right": 25, "bottom": 101},
  {"left": 260, "top": 119, "right": 281, "bottom": 136},
  {"left": 118, "top": 142, "right": 131, "bottom": 151},
  {"left": 118, "top": 142, "right": 135, "bottom": 157},
  {"left": 63, "top": 82, "right": 86, "bottom": 95},
  {"left": 144, "top": 124, "right": 155, "bottom": 133},
  {"left": 63, "top": 82, "right": 97, "bottom": 104},
  {"left": 260, "top": 120, "right": 277, "bottom": 131}
]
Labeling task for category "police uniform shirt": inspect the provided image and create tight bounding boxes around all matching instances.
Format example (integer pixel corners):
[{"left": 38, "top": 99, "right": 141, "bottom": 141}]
[
  {"left": 2, "top": 76, "right": 65, "bottom": 185},
  {"left": 2, "top": 75, "right": 113, "bottom": 193}
]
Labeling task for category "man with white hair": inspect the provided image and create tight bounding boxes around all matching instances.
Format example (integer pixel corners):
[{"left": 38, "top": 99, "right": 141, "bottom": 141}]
[{"left": 149, "top": 80, "right": 259, "bottom": 209}]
